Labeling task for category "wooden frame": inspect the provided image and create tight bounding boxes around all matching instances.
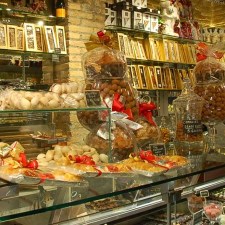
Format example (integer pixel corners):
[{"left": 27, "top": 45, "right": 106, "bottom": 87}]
[
  {"left": 188, "top": 69, "right": 195, "bottom": 86},
  {"left": 127, "top": 65, "right": 136, "bottom": 88},
  {"left": 55, "top": 25, "right": 67, "bottom": 54},
  {"left": 7, "top": 25, "right": 17, "bottom": 50},
  {"left": 154, "top": 66, "right": 163, "bottom": 89},
  {"left": 130, "top": 39, "right": 138, "bottom": 59},
  {"left": 44, "top": 25, "right": 57, "bottom": 53},
  {"left": 131, "top": 65, "right": 141, "bottom": 89},
  {"left": 16, "top": 27, "right": 24, "bottom": 51},
  {"left": 169, "top": 68, "right": 177, "bottom": 89},
  {"left": 133, "top": 39, "right": 142, "bottom": 59},
  {"left": 163, "top": 40, "right": 170, "bottom": 62},
  {"left": 147, "top": 66, "right": 158, "bottom": 89},
  {"left": 137, "top": 65, "right": 148, "bottom": 89},
  {"left": 34, "top": 25, "right": 44, "bottom": 52},
  {"left": 137, "top": 40, "right": 146, "bottom": 60},
  {"left": 0, "top": 25, "right": 7, "bottom": 49},
  {"left": 161, "top": 67, "right": 168, "bottom": 88},
  {"left": 24, "top": 23, "right": 37, "bottom": 51},
  {"left": 123, "top": 34, "right": 134, "bottom": 58},
  {"left": 117, "top": 33, "right": 126, "bottom": 56}
]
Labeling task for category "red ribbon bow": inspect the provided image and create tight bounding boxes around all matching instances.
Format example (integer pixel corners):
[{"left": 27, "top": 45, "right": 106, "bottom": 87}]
[
  {"left": 18, "top": 153, "right": 38, "bottom": 170},
  {"left": 139, "top": 101, "right": 157, "bottom": 126},
  {"left": 97, "top": 30, "right": 111, "bottom": 44},
  {"left": 112, "top": 93, "right": 133, "bottom": 120},
  {"left": 196, "top": 42, "right": 224, "bottom": 62}
]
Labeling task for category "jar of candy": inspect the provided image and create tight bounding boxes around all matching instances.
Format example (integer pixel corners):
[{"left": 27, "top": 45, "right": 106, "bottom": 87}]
[{"left": 173, "top": 78, "right": 204, "bottom": 157}]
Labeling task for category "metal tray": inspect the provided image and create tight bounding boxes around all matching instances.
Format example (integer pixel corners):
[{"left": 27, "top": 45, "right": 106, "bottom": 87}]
[{"left": 10, "top": 174, "right": 88, "bottom": 187}]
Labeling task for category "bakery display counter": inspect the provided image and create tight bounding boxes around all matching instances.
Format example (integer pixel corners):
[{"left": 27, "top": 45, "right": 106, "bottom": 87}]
[{"left": 0, "top": 153, "right": 224, "bottom": 225}]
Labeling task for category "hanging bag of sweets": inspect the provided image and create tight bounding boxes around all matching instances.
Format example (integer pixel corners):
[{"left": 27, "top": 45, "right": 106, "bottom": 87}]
[
  {"left": 193, "top": 42, "right": 225, "bottom": 152},
  {"left": 134, "top": 96, "right": 160, "bottom": 148},
  {"left": 78, "top": 31, "right": 139, "bottom": 130}
]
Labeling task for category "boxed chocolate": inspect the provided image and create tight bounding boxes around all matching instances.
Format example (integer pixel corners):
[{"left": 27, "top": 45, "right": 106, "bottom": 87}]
[
  {"left": 132, "top": 11, "right": 143, "bottom": 29},
  {"left": 127, "top": 0, "right": 141, "bottom": 7},
  {"left": 143, "top": 13, "right": 151, "bottom": 31},
  {"left": 122, "top": 9, "right": 132, "bottom": 28},
  {"left": 111, "top": 9, "right": 117, "bottom": 26},
  {"left": 140, "top": 0, "right": 147, "bottom": 8},
  {"left": 105, "top": 4, "right": 117, "bottom": 26},
  {"left": 150, "top": 15, "right": 159, "bottom": 33},
  {"left": 105, "top": 6, "right": 111, "bottom": 26}
]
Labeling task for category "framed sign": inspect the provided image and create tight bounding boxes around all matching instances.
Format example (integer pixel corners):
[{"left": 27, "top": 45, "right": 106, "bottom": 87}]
[
  {"left": 147, "top": 66, "right": 158, "bottom": 89},
  {"left": 0, "top": 25, "right": 7, "bottom": 49},
  {"left": 85, "top": 90, "right": 102, "bottom": 107},
  {"left": 55, "top": 25, "right": 67, "bottom": 54},
  {"left": 34, "top": 25, "right": 44, "bottom": 52},
  {"left": 131, "top": 65, "right": 141, "bottom": 89},
  {"left": 137, "top": 65, "right": 148, "bottom": 89},
  {"left": 16, "top": 27, "right": 24, "bottom": 51},
  {"left": 154, "top": 66, "right": 163, "bottom": 88},
  {"left": 7, "top": 25, "right": 17, "bottom": 50},
  {"left": 141, "top": 142, "right": 166, "bottom": 156},
  {"left": 117, "top": 33, "right": 126, "bottom": 56},
  {"left": 24, "top": 23, "right": 37, "bottom": 51},
  {"left": 44, "top": 26, "right": 57, "bottom": 53}
]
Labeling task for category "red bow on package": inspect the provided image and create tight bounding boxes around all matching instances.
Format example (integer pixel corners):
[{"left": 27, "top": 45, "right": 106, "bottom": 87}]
[
  {"left": 139, "top": 101, "right": 157, "bottom": 126},
  {"left": 18, "top": 153, "right": 38, "bottom": 170},
  {"left": 112, "top": 93, "right": 133, "bottom": 120},
  {"left": 196, "top": 42, "right": 224, "bottom": 62},
  {"left": 97, "top": 30, "right": 111, "bottom": 45}
]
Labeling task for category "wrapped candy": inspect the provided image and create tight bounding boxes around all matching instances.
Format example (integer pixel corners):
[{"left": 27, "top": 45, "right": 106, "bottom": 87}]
[
  {"left": 86, "top": 120, "right": 137, "bottom": 162},
  {"left": 134, "top": 100, "right": 160, "bottom": 147}
]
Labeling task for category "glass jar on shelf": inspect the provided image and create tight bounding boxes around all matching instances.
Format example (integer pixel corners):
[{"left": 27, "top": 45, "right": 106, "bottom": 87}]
[{"left": 173, "top": 78, "right": 206, "bottom": 168}]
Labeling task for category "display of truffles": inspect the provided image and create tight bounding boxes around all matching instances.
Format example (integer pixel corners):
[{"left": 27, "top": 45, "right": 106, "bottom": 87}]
[
  {"left": 194, "top": 84, "right": 225, "bottom": 122},
  {"left": 93, "top": 79, "right": 138, "bottom": 119}
]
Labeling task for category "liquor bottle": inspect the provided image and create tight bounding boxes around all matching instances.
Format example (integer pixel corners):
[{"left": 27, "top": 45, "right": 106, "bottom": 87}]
[{"left": 56, "top": 0, "right": 65, "bottom": 18}]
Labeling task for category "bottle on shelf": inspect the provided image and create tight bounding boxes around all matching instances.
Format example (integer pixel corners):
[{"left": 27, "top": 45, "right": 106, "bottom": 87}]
[{"left": 56, "top": 0, "right": 65, "bottom": 18}]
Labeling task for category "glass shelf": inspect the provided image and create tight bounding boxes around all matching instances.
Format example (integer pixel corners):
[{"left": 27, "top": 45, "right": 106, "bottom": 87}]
[
  {"left": 0, "top": 6, "right": 66, "bottom": 23},
  {"left": 137, "top": 88, "right": 182, "bottom": 92},
  {"left": 0, "top": 49, "right": 67, "bottom": 60},
  {"left": 0, "top": 106, "right": 110, "bottom": 114},
  {"left": 126, "top": 58, "right": 196, "bottom": 68},
  {"left": 0, "top": 155, "right": 224, "bottom": 222},
  {"left": 105, "top": 26, "right": 205, "bottom": 44}
]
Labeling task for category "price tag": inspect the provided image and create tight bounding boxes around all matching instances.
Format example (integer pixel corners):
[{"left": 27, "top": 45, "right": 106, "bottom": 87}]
[
  {"left": 52, "top": 54, "right": 59, "bottom": 62},
  {"left": 183, "top": 120, "right": 202, "bottom": 134},
  {"left": 141, "top": 143, "right": 166, "bottom": 156},
  {"left": 85, "top": 90, "right": 102, "bottom": 107},
  {"left": 193, "top": 209, "right": 203, "bottom": 224},
  {"left": 200, "top": 190, "right": 209, "bottom": 198},
  {"left": 54, "top": 48, "right": 61, "bottom": 54}
]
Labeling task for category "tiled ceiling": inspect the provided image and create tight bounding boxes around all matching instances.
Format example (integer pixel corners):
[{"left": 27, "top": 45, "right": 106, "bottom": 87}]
[{"left": 149, "top": 0, "right": 225, "bottom": 28}]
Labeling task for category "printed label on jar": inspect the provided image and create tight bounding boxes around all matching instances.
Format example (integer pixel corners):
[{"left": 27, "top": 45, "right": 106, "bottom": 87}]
[{"left": 183, "top": 120, "right": 202, "bottom": 134}]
